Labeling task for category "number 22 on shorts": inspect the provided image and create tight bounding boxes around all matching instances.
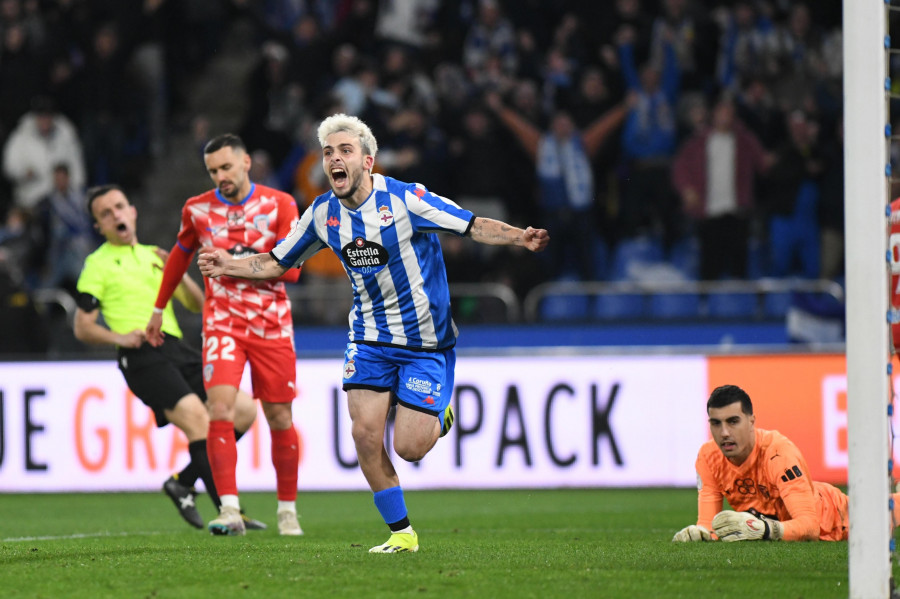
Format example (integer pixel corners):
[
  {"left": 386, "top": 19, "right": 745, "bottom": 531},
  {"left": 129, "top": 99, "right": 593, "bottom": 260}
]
[{"left": 206, "top": 334, "right": 236, "bottom": 362}]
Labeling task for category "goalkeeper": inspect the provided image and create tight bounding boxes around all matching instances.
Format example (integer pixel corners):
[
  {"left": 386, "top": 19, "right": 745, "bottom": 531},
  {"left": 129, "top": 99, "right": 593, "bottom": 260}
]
[{"left": 673, "top": 384, "right": 900, "bottom": 543}]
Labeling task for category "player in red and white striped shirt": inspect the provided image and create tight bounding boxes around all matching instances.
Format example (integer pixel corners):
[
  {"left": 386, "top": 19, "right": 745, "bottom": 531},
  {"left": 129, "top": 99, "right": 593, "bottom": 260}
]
[{"left": 147, "top": 134, "right": 303, "bottom": 536}]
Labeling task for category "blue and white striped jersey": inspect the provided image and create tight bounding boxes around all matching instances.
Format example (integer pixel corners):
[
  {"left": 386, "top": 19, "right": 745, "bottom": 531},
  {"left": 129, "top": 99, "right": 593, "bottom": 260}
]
[{"left": 271, "top": 174, "right": 475, "bottom": 350}]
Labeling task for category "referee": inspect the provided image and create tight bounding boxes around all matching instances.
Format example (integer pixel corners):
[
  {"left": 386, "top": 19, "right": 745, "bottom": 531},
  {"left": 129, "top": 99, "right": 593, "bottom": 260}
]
[{"left": 74, "top": 184, "right": 264, "bottom": 531}]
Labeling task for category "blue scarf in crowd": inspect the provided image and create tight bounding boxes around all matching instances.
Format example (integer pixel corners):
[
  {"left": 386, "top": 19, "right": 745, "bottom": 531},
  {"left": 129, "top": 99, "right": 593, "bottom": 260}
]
[{"left": 536, "top": 134, "right": 594, "bottom": 211}]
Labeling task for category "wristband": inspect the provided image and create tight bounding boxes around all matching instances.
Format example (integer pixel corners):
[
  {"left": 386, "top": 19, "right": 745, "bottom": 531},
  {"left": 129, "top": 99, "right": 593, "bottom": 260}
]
[{"left": 152, "top": 307, "right": 163, "bottom": 315}]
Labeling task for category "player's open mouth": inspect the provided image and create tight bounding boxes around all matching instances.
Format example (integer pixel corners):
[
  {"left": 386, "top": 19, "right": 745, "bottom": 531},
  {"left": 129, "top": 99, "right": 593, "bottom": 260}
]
[
  {"left": 332, "top": 168, "right": 347, "bottom": 184},
  {"left": 721, "top": 442, "right": 736, "bottom": 451},
  {"left": 116, "top": 223, "right": 127, "bottom": 233}
]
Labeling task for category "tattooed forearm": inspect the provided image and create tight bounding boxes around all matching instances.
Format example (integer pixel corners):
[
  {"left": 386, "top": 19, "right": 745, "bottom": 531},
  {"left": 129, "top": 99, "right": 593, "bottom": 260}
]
[
  {"left": 249, "top": 256, "right": 265, "bottom": 273},
  {"left": 471, "top": 217, "right": 522, "bottom": 245}
]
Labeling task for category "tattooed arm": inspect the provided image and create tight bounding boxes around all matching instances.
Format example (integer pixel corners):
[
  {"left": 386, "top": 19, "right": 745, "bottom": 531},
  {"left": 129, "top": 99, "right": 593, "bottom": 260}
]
[
  {"left": 468, "top": 217, "right": 550, "bottom": 253},
  {"left": 197, "top": 248, "right": 289, "bottom": 280}
]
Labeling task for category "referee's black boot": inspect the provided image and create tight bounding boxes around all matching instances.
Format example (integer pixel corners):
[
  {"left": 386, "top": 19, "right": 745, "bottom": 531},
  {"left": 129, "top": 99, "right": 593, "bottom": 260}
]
[{"left": 163, "top": 475, "right": 204, "bottom": 529}]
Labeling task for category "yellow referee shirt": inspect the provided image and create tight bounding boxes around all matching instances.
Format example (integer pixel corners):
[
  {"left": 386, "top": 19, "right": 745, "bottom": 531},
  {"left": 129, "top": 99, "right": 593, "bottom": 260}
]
[{"left": 76, "top": 242, "right": 184, "bottom": 338}]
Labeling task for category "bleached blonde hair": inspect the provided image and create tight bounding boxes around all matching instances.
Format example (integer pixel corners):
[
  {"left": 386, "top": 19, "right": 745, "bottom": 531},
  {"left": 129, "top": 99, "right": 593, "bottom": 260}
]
[{"left": 317, "top": 113, "right": 378, "bottom": 158}]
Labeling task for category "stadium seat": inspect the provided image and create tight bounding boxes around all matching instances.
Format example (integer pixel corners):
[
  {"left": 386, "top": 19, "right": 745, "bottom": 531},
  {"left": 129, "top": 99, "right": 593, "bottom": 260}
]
[
  {"left": 668, "top": 237, "right": 699, "bottom": 280},
  {"left": 649, "top": 293, "right": 702, "bottom": 319},
  {"left": 707, "top": 292, "right": 759, "bottom": 319},
  {"left": 593, "top": 293, "right": 645, "bottom": 320},
  {"left": 746, "top": 237, "right": 768, "bottom": 279},
  {"left": 539, "top": 293, "right": 590, "bottom": 322},
  {"left": 611, "top": 236, "right": 665, "bottom": 281},
  {"left": 763, "top": 292, "right": 793, "bottom": 319},
  {"left": 592, "top": 239, "right": 610, "bottom": 280}
]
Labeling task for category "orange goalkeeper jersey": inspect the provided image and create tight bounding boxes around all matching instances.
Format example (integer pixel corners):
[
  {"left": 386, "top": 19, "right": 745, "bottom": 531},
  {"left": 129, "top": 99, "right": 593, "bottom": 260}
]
[{"left": 695, "top": 428, "right": 848, "bottom": 541}]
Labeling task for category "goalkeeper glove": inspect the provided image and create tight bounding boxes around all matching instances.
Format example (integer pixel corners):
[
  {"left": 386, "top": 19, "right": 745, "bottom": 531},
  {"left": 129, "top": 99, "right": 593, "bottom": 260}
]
[
  {"left": 672, "top": 524, "right": 712, "bottom": 542},
  {"left": 712, "top": 510, "right": 784, "bottom": 542}
]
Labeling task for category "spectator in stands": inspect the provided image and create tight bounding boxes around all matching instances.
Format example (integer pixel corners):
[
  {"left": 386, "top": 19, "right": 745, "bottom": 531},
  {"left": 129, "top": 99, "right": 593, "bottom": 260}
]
[
  {"left": 77, "top": 22, "right": 140, "bottom": 186},
  {"left": 735, "top": 75, "right": 785, "bottom": 150},
  {"left": 761, "top": 109, "right": 824, "bottom": 279},
  {"left": 447, "top": 104, "right": 518, "bottom": 223},
  {"left": 598, "top": 0, "right": 654, "bottom": 73},
  {"left": 769, "top": 2, "right": 834, "bottom": 112},
  {"left": 377, "top": 107, "right": 449, "bottom": 191},
  {"left": 714, "top": 0, "right": 778, "bottom": 92},
  {"left": 0, "top": 206, "right": 47, "bottom": 354},
  {"left": 487, "top": 90, "right": 629, "bottom": 280},
  {"left": 373, "top": 0, "right": 440, "bottom": 56},
  {"left": 569, "top": 66, "right": 625, "bottom": 239},
  {"left": 617, "top": 26, "right": 681, "bottom": 244},
  {"left": 0, "top": 204, "right": 37, "bottom": 289},
  {"left": 239, "top": 40, "right": 306, "bottom": 170},
  {"left": 32, "top": 163, "right": 97, "bottom": 294},
  {"left": 2, "top": 95, "right": 86, "bottom": 214},
  {"left": 462, "top": 0, "right": 517, "bottom": 81},
  {"left": 284, "top": 14, "right": 332, "bottom": 96},
  {"left": 650, "top": 0, "right": 720, "bottom": 94},
  {"left": 818, "top": 115, "right": 844, "bottom": 281},
  {"left": 671, "top": 93, "right": 771, "bottom": 281},
  {"left": 0, "top": 21, "right": 41, "bottom": 139}
]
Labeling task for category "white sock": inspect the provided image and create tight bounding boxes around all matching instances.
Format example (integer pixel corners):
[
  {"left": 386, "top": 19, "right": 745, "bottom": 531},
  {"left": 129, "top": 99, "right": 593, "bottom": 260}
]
[
  {"left": 278, "top": 501, "right": 296, "bottom": 514},
  {"left": 220, "top": 495, "right": 240, "bottom": 510},
  {"left": 394, "top": 525, "right": 413, "bottom": 535}
]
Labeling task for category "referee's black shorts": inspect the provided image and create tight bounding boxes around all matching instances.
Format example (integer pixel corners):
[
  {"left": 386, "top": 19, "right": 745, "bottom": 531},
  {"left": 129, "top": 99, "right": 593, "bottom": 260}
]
[{"left": 117, "top": 336, "right": 206, "bottom": 427}]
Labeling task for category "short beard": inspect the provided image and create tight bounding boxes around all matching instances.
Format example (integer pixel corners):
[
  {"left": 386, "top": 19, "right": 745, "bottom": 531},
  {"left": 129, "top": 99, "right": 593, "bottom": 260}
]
[
  {"left": 219, "top": 185, "right": 238, "bottom": 199},
  {"left": 332, "top": 175, "right": 360, "bottom": 199}
]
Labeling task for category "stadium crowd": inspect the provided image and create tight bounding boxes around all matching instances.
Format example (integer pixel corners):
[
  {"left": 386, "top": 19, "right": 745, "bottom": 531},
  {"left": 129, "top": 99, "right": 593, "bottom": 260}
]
[{"left": 0, "top": 0, "right": 848, "bottom": 351}]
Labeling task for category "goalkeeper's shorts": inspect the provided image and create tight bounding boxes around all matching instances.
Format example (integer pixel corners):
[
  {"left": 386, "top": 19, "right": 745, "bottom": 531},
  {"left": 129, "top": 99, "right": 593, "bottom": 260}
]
[{"left": 815, "top": 482, "right": 848, "bottom": 541}]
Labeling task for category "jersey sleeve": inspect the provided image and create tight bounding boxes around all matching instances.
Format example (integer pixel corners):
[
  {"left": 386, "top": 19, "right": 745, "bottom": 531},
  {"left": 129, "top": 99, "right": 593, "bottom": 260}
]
[
  {"left": 275, "top": 193, "right": 300, "bottom": 241},
  {"left": 271, "top": 201, "right": 327, "bottom": 269},
  {"left": 75, "top": 253, "right": 104, "bottom": 308},
  {"left": 695, "top": 446, "right": 724, "bottom": 530},
  {"left": 404, "top": 183, "right": 475, "bottom": 236},
  {"left": 765, "top": 437, "right": 819, "bottom": 541},
  {"left": 154, "top": 242, "right": 193, "bottom": 310},
  {"left": 175, "top": 202, "right": 199, "bottom": 252},
  {"left": 155, "top": 203, "right": 200, "bottom": 309},
  {"left": 272, "top": 193, "right": 301, "bottom": 283}
]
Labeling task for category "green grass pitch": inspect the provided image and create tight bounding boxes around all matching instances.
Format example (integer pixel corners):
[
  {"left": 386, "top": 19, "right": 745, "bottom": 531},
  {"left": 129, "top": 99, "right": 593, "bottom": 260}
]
[{"left": 0, "top": 488, "right": 893, "bottom": 598}]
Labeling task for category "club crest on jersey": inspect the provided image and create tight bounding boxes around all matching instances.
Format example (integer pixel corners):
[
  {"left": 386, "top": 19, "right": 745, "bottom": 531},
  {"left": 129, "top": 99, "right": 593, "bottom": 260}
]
[
  {"left": 253, "top": 214, "right": 270, "bottom": 233},
  {"left": 341, "top": 237, "right": 389, "bottom": 274},
  {"left": 204, "top": 363, "right": 214, "bottom": 382},
  {"left": 378, "top": 205, "right": 394, "bottom": 227},
  {"left": 227, "top": 209, "right": 245, "bottom": 228}
]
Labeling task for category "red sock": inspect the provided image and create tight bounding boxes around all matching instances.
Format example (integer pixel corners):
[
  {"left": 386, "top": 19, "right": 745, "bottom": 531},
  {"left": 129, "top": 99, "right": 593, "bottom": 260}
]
[
  {"left": 207, "top": 420, "right": 238, "bottom": 496},
  {"left": 271, "top": 426, "right": 299, "bottom": 501}
]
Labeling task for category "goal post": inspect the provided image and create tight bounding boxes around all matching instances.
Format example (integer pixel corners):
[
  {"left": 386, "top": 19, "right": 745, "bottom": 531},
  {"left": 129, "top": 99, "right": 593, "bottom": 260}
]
[{"left": 844, "top": 1, "right": 892, "bottom": 597}]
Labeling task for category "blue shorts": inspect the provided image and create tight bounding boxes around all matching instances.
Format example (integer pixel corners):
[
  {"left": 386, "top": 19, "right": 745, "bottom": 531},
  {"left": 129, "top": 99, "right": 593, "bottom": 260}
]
[{"left": 341, "top": 343, "right": 455, "bottom": 416}]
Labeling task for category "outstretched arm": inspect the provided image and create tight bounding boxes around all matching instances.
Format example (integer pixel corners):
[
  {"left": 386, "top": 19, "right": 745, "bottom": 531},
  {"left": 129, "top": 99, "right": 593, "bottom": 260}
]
[
  {"left": 581, "top": 101, "right": 630, "bottom": 157},
  {"left": 198, "top": 247, "right": 289, "bottom": 280},
  {"left": 468, "top": 217, "right": 549, "bottom": 252},
  {"left": 485, "top": 92, "right": 541, "bottom": 161}
]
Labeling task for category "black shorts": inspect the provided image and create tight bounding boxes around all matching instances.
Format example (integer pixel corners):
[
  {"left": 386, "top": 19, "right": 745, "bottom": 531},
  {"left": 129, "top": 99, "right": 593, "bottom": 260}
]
[{"left": 117, "top": 336, "right": 206, "bottom": 427}]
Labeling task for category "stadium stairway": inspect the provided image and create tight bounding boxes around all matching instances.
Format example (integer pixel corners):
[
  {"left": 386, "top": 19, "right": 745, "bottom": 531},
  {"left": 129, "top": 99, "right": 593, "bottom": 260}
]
[{"left": 138, "top": 17, "right": 260, "bottom": 246}]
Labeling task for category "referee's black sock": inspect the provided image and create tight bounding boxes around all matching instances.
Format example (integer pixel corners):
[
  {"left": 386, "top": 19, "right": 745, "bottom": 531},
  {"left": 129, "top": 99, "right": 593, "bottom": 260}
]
[
  {"left": 189, "top": 439, "right": 221, "bottom": 510},
  {"left": 176, "top": 463, "right": 200, "bottom": 489}
]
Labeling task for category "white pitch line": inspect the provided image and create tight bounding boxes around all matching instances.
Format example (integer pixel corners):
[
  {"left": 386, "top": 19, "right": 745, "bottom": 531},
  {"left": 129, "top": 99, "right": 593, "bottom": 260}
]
[{"left": 3, "top": 530, "right": 166, "bottom": 542}]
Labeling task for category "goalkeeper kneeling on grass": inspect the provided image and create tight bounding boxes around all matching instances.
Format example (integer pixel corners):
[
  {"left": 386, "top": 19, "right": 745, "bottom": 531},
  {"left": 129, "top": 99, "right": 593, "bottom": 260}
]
[{"left": 673, "top": 384, "right": 900, "bottom": 543}]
